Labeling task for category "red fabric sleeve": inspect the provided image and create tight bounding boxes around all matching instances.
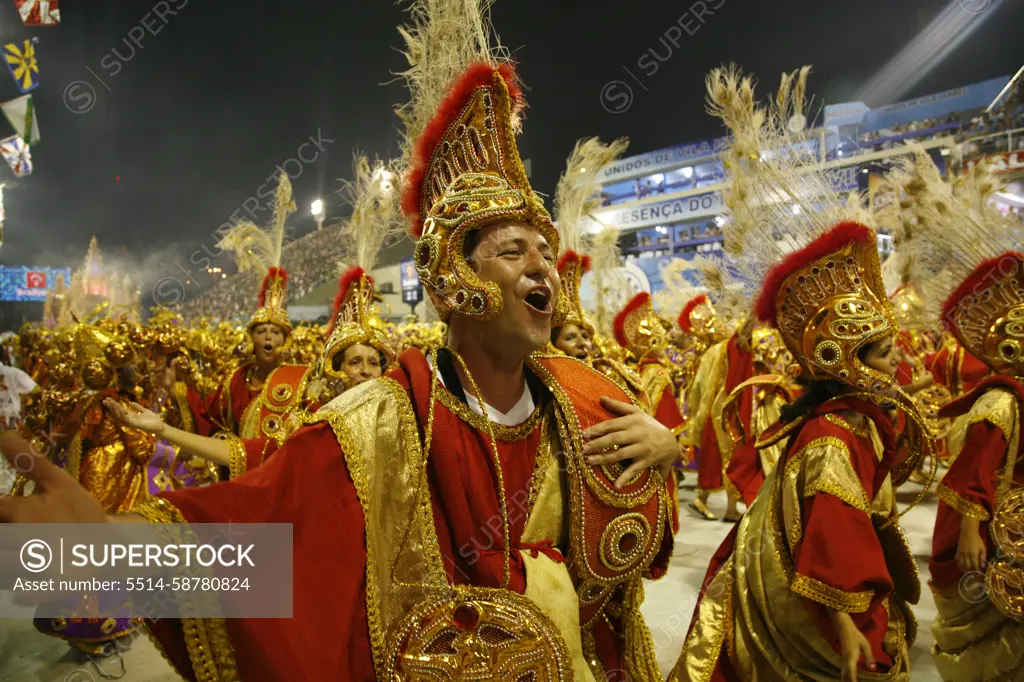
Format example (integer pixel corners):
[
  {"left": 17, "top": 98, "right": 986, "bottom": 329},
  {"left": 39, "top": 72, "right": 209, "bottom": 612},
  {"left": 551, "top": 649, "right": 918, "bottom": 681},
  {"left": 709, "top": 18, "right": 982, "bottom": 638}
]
[
  {"left": 653, "top": 385, "right": 684, "bottom": 431},
  {"left": 793, "top": 494, "right": 894, "bottom": 668},
  {"left": 147, "top": 423, "right": 375, "bottom": 681},
  {"left": 185, "top": 384, "right": 219, "bottom": 438},
  {"left": 941, "top": 420, "right": 1006, "bottom": 516}
]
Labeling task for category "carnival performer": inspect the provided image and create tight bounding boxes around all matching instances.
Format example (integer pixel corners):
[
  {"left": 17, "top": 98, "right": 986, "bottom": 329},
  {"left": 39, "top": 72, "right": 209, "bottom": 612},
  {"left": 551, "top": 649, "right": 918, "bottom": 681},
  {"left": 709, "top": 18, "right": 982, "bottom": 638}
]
[
  {"left": 17, "top": 320, "right": 151, "bottom": 655},
  {"left": 184, "top": 172, "right": 310, "bottom": 453},
  {"left": 670, "top": 65, "right": 926, "bottom": 682},
  {"left": 547, "top": 134, "right": 628, "bottom": 365},
  {"left": 720, "top": 323, "right": 794, "bottom": 508},
  {"left": 110, "top": 155, "right": 400, "bottom": 481},
  {"left": 549, "top": 137, "right": 649, "bottom": 404},
  {"left": 894, "top": 149, "right": 1024, "bottom": 681},
  {"left": 0, "top": 2, "right": 682, "bottom": 680},
  {"left": 613, "top": 292, "right": 687, "bottom": 529},
  {"left": 678, "top": 291, "right": 751, "bottom": 522}
]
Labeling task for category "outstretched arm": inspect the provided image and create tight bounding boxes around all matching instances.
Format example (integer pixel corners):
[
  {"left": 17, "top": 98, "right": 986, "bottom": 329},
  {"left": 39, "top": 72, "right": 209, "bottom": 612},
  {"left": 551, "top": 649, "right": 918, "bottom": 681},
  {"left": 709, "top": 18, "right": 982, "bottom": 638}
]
[{"left": 103, "top": 399, "right": 230, "bottom": 466}]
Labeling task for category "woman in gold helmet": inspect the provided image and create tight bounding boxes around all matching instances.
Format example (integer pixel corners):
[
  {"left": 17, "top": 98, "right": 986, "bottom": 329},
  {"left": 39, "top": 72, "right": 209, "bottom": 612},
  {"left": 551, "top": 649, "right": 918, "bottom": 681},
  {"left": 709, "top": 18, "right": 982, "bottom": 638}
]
[
  {"left": 671, "top": 66, "right": 928, "bottom": 682},
  {"left": 895, "top": 150, "right": 1024, "bottom": 681}
]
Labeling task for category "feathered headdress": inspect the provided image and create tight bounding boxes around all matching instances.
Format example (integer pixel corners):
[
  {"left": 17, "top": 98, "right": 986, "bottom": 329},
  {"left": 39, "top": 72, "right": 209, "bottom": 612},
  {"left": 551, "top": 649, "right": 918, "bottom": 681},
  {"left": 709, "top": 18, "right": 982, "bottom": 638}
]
[
  {"left": 395, "top": 0, "right": 555, "bottom": 323},
  {"left": 709, "top": 65, "right": 894, "bottom": 392},
  {"left": 322, "top": 155, "right": 401, "bottom": 373},
  {"left": 896, "top": 148, "right": 1024, "bottom": 375},
  {"left": 589, "top": 226, "right": 633, "bottom": 337},
  {"left": 217, "top": 170, "right": 296, "bottom": 334},
  {"left": 552, "top": 136, "right": 629, "bottom": 335}
]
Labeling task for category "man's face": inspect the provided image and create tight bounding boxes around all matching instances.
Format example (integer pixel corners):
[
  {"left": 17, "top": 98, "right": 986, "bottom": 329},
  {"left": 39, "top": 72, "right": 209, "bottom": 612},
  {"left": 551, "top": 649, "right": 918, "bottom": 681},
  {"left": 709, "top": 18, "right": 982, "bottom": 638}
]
[
  {"left": 338, "top": 343, "right": 383, "bottom": 387},
  {"left": 553, "top": 324, "right": 593, "bottom": 361},
  {"left": 465, "top": 222, "right": 560, "bottom": 355},
  {"left": 251, "top": 323, "right": 286, "bottom": 366}
]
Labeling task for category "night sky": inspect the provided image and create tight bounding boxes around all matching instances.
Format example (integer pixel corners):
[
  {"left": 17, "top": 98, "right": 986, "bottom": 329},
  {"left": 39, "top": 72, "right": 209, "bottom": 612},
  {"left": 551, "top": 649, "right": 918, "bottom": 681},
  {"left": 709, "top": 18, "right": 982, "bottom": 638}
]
[{"left": 0, "top": 0, "right": 1021, "bottom": 318}]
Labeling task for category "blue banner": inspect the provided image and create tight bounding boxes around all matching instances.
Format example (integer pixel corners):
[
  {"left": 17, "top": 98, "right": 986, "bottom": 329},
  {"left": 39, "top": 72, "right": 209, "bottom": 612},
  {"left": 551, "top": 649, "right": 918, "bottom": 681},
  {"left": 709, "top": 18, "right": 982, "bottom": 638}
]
[
  {"left": 590, "top": 190, "right": 725, "bottom": 231},
  {"left": 597, "top": 137, "right": 730, "bottom": 184},
  {"left": 0, "top": 266, "right": 73, "bottom": 301}
]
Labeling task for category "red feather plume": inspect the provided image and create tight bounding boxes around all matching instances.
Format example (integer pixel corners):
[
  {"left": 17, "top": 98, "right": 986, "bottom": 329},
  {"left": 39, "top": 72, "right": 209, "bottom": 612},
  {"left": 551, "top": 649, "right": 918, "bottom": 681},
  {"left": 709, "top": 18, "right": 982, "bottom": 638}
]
[
  {"left": 556, "top": 250, "right": 591, "bottom": 275},
  {"left": 942, "top": 252, "right": 1024, "bottom": 325},
  {"left": 678, "top": 294, "right": 709, "bottom": 333},
  {"left": 613, "top": 292, "right": 650, "bottom": 348},
  {"left": 754, "top": 222, "right": 875, "bottom": 326},
  {"left": 257, "top": 267, "right": 288, "bottom": 308},
  {"left": 325, "top": 266, "right": 374, "bottom": 338},
  {"left": 401, "top": 62, "right": 524, "bottom": 238}
]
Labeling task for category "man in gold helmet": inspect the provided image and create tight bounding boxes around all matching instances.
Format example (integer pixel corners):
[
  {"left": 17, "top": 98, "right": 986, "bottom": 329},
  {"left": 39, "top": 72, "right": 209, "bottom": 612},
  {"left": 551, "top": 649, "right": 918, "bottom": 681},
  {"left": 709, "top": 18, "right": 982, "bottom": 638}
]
[{"left": 0, "top": 3, "right": 682, "bottom": 680}]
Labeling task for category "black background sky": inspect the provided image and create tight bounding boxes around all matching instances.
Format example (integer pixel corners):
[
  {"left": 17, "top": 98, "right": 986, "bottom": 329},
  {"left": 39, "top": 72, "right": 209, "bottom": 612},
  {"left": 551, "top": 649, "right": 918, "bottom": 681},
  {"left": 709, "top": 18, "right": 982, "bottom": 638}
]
[{"left": 0, "top": 0, "right": 1021, "bottom": 316}]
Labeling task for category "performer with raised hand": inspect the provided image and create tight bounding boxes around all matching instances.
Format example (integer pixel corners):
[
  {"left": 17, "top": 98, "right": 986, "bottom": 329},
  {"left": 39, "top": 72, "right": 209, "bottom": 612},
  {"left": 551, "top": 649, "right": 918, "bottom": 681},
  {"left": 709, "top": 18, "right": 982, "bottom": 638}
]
[
  {"left": 183, "top": 171, "right": 309, "bottom": 459},
  {"left": 107, "top": 156, "right": 400, "bottom": 480}
]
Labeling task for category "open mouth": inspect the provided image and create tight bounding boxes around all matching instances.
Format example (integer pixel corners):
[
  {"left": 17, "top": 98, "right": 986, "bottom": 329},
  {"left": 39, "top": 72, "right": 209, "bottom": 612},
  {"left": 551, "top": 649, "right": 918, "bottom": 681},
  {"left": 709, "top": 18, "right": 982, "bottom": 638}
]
[
  {"left": 524, "top": 287, "right": 552, "bottom": 314},
  {"left": 263, "top": 344, "right": 274, "bottom": 354},
  {"left": 574, "top": 350, "right": 589, "bottom": 360}
]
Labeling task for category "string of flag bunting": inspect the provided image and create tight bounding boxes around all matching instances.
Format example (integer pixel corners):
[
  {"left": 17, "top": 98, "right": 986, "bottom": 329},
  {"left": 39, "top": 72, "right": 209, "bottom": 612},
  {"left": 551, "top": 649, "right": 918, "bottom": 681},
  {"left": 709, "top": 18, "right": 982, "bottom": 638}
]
[{"left": 0, "top": 1, "right": 59, "bottom": 247}]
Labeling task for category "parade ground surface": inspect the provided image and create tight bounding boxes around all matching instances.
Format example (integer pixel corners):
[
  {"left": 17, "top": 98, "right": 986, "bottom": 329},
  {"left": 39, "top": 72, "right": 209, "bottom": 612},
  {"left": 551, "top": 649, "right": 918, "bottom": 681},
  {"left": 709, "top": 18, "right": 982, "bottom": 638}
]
[{"left": 0, "top": 482, "right": 943, "bottom": 682}]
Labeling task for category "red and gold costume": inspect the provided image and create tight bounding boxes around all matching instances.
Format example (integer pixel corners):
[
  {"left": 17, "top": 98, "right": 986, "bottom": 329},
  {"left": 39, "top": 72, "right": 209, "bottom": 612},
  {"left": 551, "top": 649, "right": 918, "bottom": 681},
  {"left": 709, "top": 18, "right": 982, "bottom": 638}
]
[
  {"left": 614, "top": 291, "right": 685, "bottom": 531},
  {"left": 721, "top": 368, "right": 793, "bottom": 506},
  {"left": 137, "top": 7, "right": 673, "bottom": 679},
  {"left": 891, "top": 149, "right": 1024, "bottom": 679},
  {"left": 682, "top": 329, "right": 757, "bottom": 499},
  {"left": 186, "top": 261, "right": 313, "bottom": 478},
  {"left": 929, "top": 339, "right": 991, "bottom": 399},
  {"left": 927, "top": 256, "right": 1024, "bottom": 680},
  {"left": 673, "top": 221, "right": 924, "bottom": 682}
]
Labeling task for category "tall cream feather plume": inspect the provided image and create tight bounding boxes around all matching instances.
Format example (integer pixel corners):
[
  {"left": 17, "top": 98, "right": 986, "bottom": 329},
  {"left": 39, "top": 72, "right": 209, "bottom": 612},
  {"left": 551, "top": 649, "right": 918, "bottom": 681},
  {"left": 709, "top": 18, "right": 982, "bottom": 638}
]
[
  {"left": 655, "top": 259, "right": 702, "bottom": 320},
  {"left": 706, "top": 64, "right": 871, "bottom": 287},
  {"left": 337, "top": 154, "right": 403, "bottom": 273},
  {"left": 553, "top": 136, "right": 629, "bottom": 254},
  {"left": 216, "top": 171, "right": 295, "bottom": 277},
  {"left": 589, "top": 227, "right": 631, "bottom": 336},
  {"left": 395, "top": 0, "right": 510, "bottom": 171},
  {"left": 894, "top": 146, "right": 1024, "bottom": 320}
]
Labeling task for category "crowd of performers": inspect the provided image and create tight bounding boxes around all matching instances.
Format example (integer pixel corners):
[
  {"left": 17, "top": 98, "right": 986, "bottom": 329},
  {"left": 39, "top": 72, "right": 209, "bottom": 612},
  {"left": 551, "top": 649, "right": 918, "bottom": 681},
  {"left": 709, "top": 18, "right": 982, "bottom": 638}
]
[{"left": 0, "top": 2, "right": 1022, "bottom": 681}]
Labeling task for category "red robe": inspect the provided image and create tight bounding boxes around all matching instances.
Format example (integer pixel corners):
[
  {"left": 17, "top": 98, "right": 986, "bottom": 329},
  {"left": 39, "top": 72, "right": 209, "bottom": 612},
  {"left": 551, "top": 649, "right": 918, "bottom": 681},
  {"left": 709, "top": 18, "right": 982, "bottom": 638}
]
[
  {"left": 690, "top": 397, "right": 906, "bottom": 679},
  {"left": 928, "top": 343, "right": 990, "bottom": 397},
  {"left": 701, "top": 334, "right": 755, "bottom": 493},
  {"left": 930, "top": 375, "right": 1024, "bottom": 590},
  {"left": 186, "top": 365, "right": 258, "bottom": 438},
  {"left": 147, "top": 349, "right": 668, "bottom": 681}
]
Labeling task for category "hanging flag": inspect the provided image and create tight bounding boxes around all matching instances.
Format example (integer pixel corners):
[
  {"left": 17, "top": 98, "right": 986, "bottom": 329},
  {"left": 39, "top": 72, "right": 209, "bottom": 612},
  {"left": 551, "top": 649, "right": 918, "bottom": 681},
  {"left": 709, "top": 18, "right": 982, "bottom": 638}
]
[
  {"left": 0, "top": 135, "right": 32, "bottom": 176},
  {"left": 11, "top": 0, "right": 60, "bottom": 26},
  {"left": 1, "top": 95, "right": 40, "bottom": 145},
  {"left": 4, "top": 38, "right": 39, "bottom": 93}
]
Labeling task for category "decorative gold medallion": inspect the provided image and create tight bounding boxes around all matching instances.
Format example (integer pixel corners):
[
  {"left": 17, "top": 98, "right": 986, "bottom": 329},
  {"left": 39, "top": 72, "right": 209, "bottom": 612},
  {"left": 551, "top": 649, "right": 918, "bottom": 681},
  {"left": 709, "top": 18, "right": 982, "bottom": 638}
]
[
  {"left": 987, "top": 488, "right": 1024, "bottom": 621},
  {"left": 271, "top": 383, "right": 294, "bottom": 405},
  {"left": 261, "top": 414, "right": 282, "bottom": 438},
  {"left": 100, "top": 618, "right": 118, "bottom": 634},
  {"left": 384, "top": 586, "right": 571, "bottom": 681},
  {"left": 598, "top": 512, "right": 651, "bottom": 572}
]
